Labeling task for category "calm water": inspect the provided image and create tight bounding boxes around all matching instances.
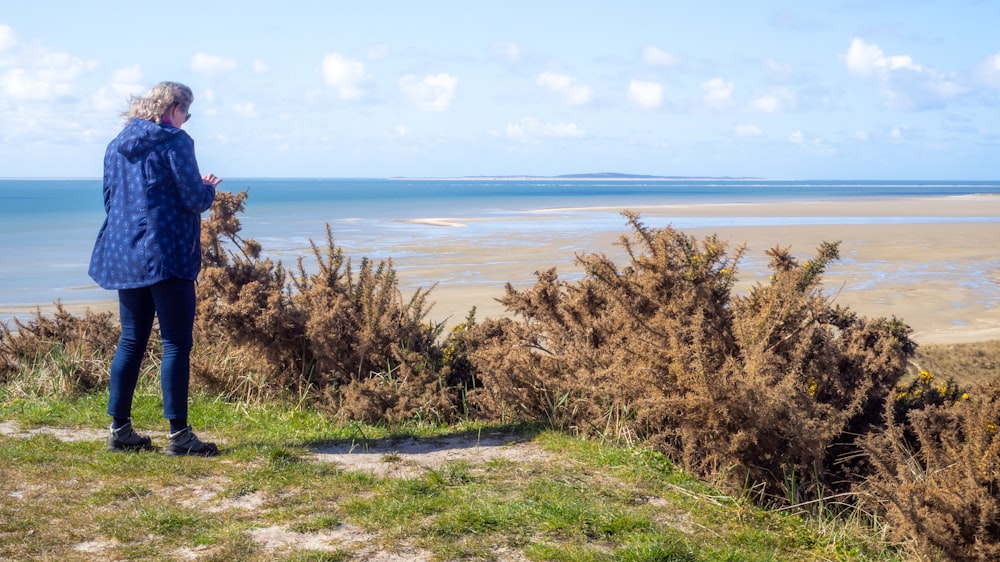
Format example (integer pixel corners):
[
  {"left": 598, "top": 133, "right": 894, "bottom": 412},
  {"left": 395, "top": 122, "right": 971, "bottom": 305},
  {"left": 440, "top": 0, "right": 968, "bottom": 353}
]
[{"left": 2, "top": 177, "right": 999, "bottom": 316}]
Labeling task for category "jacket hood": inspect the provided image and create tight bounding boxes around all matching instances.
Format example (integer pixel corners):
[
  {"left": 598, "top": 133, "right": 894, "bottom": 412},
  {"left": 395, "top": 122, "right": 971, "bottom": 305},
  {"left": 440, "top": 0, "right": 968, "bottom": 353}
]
[{"left": 116, "top": 118, "right": 182, "bottom": 159}]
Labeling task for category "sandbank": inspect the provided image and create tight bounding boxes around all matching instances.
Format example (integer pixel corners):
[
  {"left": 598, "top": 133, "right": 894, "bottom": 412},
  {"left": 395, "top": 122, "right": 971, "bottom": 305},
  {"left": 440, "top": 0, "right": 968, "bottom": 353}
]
[{"left": 399, "top": 196, "right": 1000, "bottom": 345}]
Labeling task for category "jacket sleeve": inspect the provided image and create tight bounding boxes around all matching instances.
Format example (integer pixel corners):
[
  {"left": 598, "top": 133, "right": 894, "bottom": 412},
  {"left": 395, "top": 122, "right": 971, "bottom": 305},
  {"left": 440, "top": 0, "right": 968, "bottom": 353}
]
[{"left": 165, "top": 131, "right": 216, "bottom": 214}]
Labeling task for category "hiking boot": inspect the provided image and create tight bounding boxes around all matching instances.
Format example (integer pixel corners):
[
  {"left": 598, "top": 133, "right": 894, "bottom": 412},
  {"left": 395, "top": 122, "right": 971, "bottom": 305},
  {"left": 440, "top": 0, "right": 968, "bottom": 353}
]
[
  {"left": 108, "top": 422, "right": 153, "bottom": 452},
  {"left": 165, "top": 426, "right": 219, "bottom": 457}
]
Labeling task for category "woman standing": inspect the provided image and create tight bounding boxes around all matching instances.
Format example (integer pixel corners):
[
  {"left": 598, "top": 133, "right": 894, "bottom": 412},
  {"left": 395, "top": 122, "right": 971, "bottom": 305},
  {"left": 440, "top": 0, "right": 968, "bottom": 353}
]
[{"left": 89, "top": 81, "right": 222, "bottom": 456}]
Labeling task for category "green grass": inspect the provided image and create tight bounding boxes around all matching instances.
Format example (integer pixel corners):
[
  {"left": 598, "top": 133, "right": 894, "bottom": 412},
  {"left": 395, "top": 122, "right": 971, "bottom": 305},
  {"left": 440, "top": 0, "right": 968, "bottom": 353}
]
[{"left": 0, "top": 392, "right": 908, "bottom": 561}]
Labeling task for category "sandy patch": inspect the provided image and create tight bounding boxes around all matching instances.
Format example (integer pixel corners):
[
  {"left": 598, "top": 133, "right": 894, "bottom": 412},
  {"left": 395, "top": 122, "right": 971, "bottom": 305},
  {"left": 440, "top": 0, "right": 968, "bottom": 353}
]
[
  {"left": 0, "top": 420, "right": 107, "bottom": 442},
  {"left": 249, "top": 523, "right": 370, "bottom": 551},
  {"left": 169, "top": 477, "right": 273, "bottom": 514},
  {"left": 0, "top": 299, "right": 118, "bottom": 320},
  {"left": 310, "top": 432, "right": 551, "bottom": 478},
  {"left": 74, "top": 539, "right": 120, "bottom": 555},
  {"left": 249, "top": 523, "right": 432, "bottom": 560}
]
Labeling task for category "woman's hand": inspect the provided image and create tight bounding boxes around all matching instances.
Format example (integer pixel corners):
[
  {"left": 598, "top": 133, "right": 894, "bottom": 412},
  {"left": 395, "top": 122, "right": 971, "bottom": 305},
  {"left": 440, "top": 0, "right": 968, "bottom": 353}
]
[{"left": 202, "top": 174, "right": 223, "bottom": 188}]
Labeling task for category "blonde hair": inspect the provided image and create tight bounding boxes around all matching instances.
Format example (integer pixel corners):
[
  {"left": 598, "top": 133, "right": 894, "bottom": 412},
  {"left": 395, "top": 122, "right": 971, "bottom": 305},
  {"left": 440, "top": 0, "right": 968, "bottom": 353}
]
[{"left": 123, "top": 81, "right": 194, "bottom": 124}]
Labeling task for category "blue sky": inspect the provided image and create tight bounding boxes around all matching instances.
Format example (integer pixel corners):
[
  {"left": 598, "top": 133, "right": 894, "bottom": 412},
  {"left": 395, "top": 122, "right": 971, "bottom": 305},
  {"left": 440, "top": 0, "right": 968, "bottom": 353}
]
[{"left": 2, "top": 1, "right": 999, "bottom": 179}]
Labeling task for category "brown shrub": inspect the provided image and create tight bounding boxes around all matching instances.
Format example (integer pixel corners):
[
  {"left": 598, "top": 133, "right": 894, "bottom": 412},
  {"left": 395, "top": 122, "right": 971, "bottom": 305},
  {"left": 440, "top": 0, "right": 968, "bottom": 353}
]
[
  {"left": 0, "top": 302, "right": 120, "bottom": 396},
  {"left": 468, "top": 211, "right": 915, "bottom": 502},
  {"left": 860, "top": 377, "right": 1000, "bottom": 561},
  {"left": 192, "top": 189, "right": 470, "bottom": 422}
]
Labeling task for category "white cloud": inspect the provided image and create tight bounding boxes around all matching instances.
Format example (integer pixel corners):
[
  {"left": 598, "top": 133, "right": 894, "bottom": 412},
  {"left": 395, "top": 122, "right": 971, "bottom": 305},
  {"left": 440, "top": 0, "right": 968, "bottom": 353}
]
[
  {"left": 322, "top": 53, "right": 370, "bottom": 101},
  {"left": 843, "top": 38, "right": 965, "bottom": 110},
  {"left": 786, "top": 130, "right": 834, "bottom": 154},
  {"left": 399, "top": 73, "right": 457, "bottom": 112},
  {"left": 394, "top": 124, "right": 410, "bottom": 137},
  {"left": 368, "top": 44, "right": 390, "bottom": 60},
  {"left": 751, "top": 87, "right": 796, "bottom": 113},
  {"left": 506, "top": 117, "right": 585, "bottom": 142},
  {"left": 2, "top": 69, "right": 58, "bottom": 100},
  {"left": 628, "top": 80, "right": 663, "bottom": 109},
  {"left": 91, "top": 64, "right": 145, "bottom": 111},
  {"left": 537, "top": 71, "right": 592, "bottom": 105},
  {"left": 495, "top": 41, "right": 524, "bottom": 62},
  {"left": 977, "top": 52, "right": 1000, "bottom": 88},
  {"left": 0, "top": 31, "right": 103, "bottom": 148},
  {"left": 924, "top": 77, "right": 965, "bottom": 98},
  {"left": 844, "top": 38, "right": 920, "bottom": 76},
  {"left": 252, "top": 60, "right": 269, "bottom": 74},
  {"left": 702, "top": 77, "right": 734, "bottom": 109},
  {"left": 735, "top": 124, "right": 762, "bottom": 137},
  {"left": 642, "top": 45, "right": 679, "bottom": 66},
  {"left": 987, "top": 53, "right": 1000, "bottom": 72},
  {"left": 111, "top": 65, "right": 142, "bottom": 86},
  {"left": 0, "top": 24, "right": 17, "bottom": 50},
  {"left": 191, "top": 53, "right": 238, "bottom": 77},
  {"left": 232, "top": 102, "right": 257, "bottom": 118},
  {"left": 0, "top": 46, "right": 98, "bottom": 101},
  {"left": 753, "top": 96, "right": 779, "bottom": 113}
]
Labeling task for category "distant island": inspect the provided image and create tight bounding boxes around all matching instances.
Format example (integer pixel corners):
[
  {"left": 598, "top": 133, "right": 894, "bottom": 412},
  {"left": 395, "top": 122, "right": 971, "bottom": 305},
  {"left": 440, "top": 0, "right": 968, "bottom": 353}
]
[{"left": 392, "top": 172, "right": 760, "bottom": 181}]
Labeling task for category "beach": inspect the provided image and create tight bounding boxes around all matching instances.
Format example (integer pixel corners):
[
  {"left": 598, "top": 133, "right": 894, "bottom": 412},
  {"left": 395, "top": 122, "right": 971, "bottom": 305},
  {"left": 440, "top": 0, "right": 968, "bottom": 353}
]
[
  {"left": 3, "top": 194, "right": 997, "bottom": 346},
  {"left": 392, "top": 195, "right": 1000, "bottom": 345}
]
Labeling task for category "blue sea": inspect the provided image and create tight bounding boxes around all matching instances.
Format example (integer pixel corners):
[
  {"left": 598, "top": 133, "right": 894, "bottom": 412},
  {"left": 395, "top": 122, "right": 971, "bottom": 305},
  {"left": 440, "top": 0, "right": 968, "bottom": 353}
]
[{"left": 2, "top": 177, "right": 999, "bottom": 321}]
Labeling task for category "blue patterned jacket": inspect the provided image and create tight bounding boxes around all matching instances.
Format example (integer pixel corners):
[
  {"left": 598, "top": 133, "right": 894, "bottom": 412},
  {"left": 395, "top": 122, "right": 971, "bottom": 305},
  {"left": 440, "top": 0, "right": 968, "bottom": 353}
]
[{"left": 88, "top": 118, "right": 216, "bottom": 290}]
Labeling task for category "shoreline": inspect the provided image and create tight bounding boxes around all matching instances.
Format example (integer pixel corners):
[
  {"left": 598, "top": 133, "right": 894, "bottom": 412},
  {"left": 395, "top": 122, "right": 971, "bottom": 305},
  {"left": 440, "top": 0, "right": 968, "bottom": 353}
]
[
  {"left": 403, "top": 221, "right": 1000, "bottom": 346},
  {"left": 396, "top": 195, "right": 1000, "bottom": 345},
  {"left": 522, "top": 194, "right": 1000, "bottom": 217},
  {"left": 389, "top": 176, "right": 760, "bottom": 181},
  {"left": 3, "top": 196, "right": 998, "bottom": 346}
]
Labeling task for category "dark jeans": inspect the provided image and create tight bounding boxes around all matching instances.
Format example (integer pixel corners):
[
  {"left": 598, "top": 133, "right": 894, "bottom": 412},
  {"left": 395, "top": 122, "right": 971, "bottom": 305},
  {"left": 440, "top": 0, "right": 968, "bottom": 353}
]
[{"left": 107, "top": 278, "right": 196, "bottom": 422}]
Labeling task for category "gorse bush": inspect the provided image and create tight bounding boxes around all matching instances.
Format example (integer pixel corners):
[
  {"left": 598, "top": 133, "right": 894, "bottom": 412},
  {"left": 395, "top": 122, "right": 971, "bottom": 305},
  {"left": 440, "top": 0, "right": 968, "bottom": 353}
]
[
  {"left": 0, "top": 303, "right": 122, "bottom": 396},
  {"left": 892, "top": 368, "right": 966, "bottom": 424},
  {"left": 193, "top": 190, "right": 472, "bottom": 422},
  {"left": 468, "top": 211, "right": 915, "bottom": 503},
  {"left": 861, "top": 376, "right": 1000, "bottom": 561}
]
